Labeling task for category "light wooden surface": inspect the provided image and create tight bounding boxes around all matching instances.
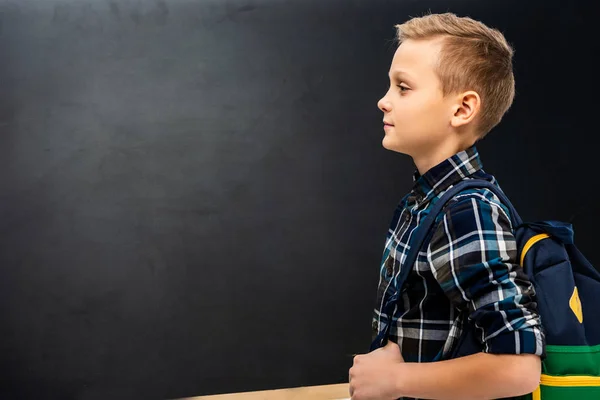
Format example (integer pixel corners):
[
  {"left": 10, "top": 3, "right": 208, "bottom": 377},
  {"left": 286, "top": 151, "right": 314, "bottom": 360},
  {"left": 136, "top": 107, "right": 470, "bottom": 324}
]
[{"left": 176, "top": 383, "right": 350, "bottom": 400}]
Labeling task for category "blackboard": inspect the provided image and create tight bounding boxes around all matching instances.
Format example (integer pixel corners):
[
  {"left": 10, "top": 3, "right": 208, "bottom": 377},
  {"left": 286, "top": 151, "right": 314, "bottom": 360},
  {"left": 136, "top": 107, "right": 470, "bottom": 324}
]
[{"left": 0, "top": 0, "right": 596, "bottom": 399}]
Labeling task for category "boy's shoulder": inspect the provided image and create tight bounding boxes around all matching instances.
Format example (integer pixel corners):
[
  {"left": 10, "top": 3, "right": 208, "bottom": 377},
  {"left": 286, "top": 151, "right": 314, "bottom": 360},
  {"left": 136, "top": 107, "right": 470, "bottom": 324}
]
[{"left": 436, "top": 172, "right": 514, "bottom": 227}]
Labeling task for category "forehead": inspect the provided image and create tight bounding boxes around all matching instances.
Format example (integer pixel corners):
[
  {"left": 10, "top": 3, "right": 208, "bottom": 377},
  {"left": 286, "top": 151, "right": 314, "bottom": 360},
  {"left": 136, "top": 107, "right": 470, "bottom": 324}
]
[{"left": 389, "top": 38, "right": 443, "bottom": 78}]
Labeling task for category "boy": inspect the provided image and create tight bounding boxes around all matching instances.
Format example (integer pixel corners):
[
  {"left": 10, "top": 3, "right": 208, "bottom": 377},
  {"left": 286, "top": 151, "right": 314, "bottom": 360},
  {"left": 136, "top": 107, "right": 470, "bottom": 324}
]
[{"left": 348, "top": 13, "right": 544, "bottom": 400}]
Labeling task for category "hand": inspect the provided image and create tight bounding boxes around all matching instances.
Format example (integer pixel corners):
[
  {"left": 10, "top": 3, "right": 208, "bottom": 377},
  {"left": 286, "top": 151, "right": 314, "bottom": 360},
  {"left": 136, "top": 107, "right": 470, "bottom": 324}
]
[{"left": 348, "top": 340, "right": 405, "bottom": 400}]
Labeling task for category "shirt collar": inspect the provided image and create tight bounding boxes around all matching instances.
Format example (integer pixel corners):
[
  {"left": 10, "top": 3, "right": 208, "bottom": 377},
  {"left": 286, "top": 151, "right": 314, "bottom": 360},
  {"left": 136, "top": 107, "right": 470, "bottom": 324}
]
[{"left": 412, "top": 145, "right": 483, "bottom": 203}]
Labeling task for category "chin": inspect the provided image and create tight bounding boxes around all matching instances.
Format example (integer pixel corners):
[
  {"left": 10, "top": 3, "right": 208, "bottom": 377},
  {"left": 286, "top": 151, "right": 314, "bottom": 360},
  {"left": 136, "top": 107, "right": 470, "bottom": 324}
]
[
  {"left": 382, "top": 135, "right": 395, "bottom": 150},
  {"left": 382, "top": 136, "right": 390, "bottom": 149},
  {"left": 382, "top": 136, "right": 406, "bottom": 154}
]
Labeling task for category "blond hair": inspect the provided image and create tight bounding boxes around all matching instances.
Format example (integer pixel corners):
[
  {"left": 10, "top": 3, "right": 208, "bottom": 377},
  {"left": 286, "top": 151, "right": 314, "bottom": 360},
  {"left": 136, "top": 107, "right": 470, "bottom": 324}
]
[{"left": 395, "top": 13, "right": 515, "bottom": 138}]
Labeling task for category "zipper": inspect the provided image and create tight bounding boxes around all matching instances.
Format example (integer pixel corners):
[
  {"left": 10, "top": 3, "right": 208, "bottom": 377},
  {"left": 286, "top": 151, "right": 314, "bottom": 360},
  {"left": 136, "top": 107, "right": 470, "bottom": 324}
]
[
  {"left": 540, "top": 373, "right": 600, "bottom": 386},
  {"left": 532, "top": 374, "right": 600, "bottom": 400},
  {"left": 520, "top": 233, "right": 551, "bottom": 266}
]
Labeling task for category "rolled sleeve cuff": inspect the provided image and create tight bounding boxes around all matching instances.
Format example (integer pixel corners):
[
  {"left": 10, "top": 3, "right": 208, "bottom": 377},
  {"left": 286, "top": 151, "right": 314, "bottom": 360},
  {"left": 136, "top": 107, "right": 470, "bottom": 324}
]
[{"left": 484, "top": 326, "right": 546, "bottom": 358}]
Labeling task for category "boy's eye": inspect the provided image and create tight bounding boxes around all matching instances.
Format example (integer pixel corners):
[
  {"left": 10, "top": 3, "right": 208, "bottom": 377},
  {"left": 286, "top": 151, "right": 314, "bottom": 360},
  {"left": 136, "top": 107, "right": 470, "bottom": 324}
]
[{"left": 396, "top": 84, "right": 410, "bottom": 92}]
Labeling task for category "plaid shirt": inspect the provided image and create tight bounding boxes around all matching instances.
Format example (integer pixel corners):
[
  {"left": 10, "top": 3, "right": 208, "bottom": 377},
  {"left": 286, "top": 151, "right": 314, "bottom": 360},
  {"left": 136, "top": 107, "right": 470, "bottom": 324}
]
[{"left": 372, "top": 146, "right": 545, "bottom": 364}]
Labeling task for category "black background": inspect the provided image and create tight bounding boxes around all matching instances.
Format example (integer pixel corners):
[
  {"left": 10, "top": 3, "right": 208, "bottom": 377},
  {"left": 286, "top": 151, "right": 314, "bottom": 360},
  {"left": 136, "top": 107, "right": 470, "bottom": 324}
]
[{"left": 0, "top": 0, "right": 596, "bottom": 399}]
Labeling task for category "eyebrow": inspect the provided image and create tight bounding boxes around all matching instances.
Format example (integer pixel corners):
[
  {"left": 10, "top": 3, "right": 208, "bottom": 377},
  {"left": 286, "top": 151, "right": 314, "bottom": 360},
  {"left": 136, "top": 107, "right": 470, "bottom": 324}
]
[{"left": 388, "top": 69, "right": 414, "bottom": 82}]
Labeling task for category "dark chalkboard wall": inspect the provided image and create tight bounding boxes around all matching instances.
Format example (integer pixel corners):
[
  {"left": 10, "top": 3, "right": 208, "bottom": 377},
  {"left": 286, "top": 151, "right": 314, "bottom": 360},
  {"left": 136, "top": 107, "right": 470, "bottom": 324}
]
[{"left": 0, "top": 0, "right": 596, "bottom": 399}]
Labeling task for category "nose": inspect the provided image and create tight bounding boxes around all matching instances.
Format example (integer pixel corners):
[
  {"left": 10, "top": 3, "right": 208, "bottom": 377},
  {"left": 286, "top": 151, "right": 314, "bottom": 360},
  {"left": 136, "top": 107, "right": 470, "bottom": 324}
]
[{"left": 378, "top": 95, "right": 391, "bottom": 113}]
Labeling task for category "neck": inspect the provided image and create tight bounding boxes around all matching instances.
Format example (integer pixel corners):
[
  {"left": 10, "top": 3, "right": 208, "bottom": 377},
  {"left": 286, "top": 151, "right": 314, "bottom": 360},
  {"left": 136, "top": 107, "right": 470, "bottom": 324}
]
[{"left": 413, "top": 141, "right": 468, "bottom": 176}]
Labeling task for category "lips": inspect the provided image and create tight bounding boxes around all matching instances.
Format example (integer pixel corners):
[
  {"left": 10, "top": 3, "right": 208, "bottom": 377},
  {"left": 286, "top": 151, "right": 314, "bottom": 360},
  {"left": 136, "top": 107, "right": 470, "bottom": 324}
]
[{"left": 383, "top": 121, "right": 394, "bottom": 126}]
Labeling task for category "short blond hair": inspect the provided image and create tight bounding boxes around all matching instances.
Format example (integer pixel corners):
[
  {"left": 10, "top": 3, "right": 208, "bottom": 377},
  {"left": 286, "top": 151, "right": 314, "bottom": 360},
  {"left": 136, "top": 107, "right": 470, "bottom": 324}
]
[{"left": 395, "top": 13, "right": 515, "bottom": 138}]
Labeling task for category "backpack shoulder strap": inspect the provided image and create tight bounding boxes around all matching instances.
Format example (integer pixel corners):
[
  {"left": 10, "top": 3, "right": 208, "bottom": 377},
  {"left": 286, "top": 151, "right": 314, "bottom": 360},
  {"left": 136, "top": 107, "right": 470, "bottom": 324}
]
[{"left": 397, "top": 179, "right": 523, "bottom": 290}]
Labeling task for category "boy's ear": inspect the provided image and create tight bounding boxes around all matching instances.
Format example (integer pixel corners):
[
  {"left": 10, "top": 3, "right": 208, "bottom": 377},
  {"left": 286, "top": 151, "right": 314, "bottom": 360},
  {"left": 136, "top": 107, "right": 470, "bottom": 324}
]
[{"left": 450, "top": 91, "right": 481, "bottom": 129}]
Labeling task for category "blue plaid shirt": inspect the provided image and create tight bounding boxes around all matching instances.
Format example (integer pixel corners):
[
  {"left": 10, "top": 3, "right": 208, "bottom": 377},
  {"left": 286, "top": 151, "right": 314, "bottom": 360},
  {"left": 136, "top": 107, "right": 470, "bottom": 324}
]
[{"left": 372, "top": 146, "right": 545, "bottom": 363}]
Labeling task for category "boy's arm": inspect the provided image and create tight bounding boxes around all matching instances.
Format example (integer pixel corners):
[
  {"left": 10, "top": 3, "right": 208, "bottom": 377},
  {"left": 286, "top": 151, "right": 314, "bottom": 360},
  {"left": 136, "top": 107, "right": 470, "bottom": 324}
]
[
  {"left": 419, "top": 193, "right": 544, "bottom": 397},
  {"left": 393, "top": 351, "right": 541, "bottom": 400}
]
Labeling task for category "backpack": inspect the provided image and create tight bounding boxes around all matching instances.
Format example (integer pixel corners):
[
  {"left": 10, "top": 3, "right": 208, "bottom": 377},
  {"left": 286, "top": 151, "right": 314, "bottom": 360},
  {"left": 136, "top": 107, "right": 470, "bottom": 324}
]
[{"left": 370, "top": 179, "right": 600, "bottom": 400}]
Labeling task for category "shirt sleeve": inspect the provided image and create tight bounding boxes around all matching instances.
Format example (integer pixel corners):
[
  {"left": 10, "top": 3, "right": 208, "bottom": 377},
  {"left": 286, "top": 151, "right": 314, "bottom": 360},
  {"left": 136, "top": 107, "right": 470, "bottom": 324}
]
[{"left": 426, "top": 192, "right": 545, "bottom": 356}]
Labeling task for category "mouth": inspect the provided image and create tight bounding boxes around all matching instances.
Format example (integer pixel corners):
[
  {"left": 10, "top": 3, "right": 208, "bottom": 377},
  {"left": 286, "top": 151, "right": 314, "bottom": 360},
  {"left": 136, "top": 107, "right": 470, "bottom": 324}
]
[{"left": 383, "top": 122, "right": 394, "bottom": 129}]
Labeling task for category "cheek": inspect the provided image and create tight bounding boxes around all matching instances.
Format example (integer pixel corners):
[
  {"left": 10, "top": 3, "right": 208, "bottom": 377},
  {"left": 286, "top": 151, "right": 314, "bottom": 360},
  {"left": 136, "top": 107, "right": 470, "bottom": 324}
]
[
  {"left": 389, "top": 100, "right": 448, "bottom": 143},
  {"left": 405, "top": 96, "right": 447, "bottom": 123},
  {"left": 392, "top": 97, "right": 429, "bottom": 126}
]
